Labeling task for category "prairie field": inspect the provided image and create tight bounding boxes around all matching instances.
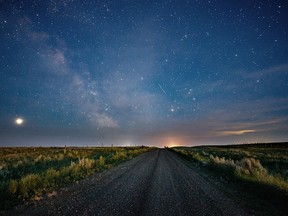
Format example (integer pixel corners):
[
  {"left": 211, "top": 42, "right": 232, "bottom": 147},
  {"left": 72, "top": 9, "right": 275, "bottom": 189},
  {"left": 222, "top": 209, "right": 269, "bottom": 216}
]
[
  {"left": 172, "top": 143, "right": 288, "bottom": 194},
  {"left": 0, "top": 146, "right": 151, "bottom": 209}
]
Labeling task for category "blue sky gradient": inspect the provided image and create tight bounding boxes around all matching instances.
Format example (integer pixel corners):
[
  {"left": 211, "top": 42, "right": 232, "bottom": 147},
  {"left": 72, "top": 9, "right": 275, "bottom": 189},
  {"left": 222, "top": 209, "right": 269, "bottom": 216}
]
[{"left": 0, "top": 0, "right": 288, "bottom": 147}]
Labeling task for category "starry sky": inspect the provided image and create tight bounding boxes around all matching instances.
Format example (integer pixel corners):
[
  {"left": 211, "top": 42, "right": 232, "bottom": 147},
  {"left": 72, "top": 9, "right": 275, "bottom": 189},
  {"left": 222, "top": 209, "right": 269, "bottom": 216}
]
[{"left": 0, "top": 0, "right": 288, "bottom": 147}]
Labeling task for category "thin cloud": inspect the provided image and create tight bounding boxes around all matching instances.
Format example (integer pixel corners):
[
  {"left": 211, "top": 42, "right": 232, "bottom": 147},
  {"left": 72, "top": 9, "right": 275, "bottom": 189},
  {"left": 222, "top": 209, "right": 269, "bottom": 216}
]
[
  {"left": 217, "top": 130, "right": 256, "bottom": 136},
  {"left": 247, "top": 63, "right": 288, "bottom": 78}
]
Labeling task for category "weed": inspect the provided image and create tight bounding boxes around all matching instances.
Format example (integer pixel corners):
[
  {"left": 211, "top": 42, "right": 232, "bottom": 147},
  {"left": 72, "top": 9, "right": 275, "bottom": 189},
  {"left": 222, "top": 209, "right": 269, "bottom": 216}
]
[
  {"left": 96, "top": 156, "right": 106, "bottom": 168},
  {"left": 111, "top": 151, "right": 127, "bottom": 161},
  {"left": 235, "top": 158, "right": 267, "bottom": 177},
  {"left": 8, "top": 179, "right": 18, "bottom": 195},
  {"left": 19, "top": 173, "right": 42, "bottom": 198}
]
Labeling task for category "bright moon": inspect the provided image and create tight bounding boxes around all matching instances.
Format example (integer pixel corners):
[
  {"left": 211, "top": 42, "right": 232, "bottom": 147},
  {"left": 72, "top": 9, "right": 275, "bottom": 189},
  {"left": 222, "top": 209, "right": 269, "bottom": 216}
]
[{"left": 15, "top": 118, "right": 24, "bottom": 125}]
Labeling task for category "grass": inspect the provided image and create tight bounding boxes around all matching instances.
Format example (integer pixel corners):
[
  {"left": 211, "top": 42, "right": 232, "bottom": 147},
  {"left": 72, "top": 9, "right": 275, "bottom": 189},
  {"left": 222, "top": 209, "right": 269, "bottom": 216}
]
[
  {"left": 172, "top": 143, "right": 288, "bottom": 189},
  {"left": 171, "top": 143, "right": 288, "bottom": 215},
  {"left": 0, "top": 146, "right": 152, "bottom": 209}
]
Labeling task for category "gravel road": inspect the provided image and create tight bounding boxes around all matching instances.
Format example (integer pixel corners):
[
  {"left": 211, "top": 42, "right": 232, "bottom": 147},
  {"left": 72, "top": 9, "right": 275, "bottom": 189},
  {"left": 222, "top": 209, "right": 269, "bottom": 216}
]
[{"left": 12, "top": 149, "right": 249, "bottom": 216}]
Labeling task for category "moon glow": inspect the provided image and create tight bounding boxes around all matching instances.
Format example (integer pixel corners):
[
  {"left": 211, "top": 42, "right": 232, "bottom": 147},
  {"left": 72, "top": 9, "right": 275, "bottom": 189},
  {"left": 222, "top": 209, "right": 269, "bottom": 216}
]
[{"left": 15, "top": 118, "right": 24, "bottom": 125}]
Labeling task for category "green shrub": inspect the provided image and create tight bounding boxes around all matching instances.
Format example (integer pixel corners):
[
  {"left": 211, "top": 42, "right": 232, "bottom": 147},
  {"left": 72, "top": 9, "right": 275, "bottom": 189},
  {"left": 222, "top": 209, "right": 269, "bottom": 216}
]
[
  {"left": 18, "top": 173, "right": 41, "bottom": 198},
  {"left": 44, "top": 168, "right": 60, "bottom": 189},
  {"left": 8, "top": 179, "right": 18, "bottom": 195},
  {"left": 97, "top": 156, "right": 106, "bottom": 167},
  {"left": 173, "top": 149, "right": 207, "bottom": 163},
  {"left": 189, "top": 152, "right": 207, "bottom": 163},
  {"left": 111, "top": 151, "right": 127, "bottom": 161},
  {"left": 78, "top": 158, "right": 95, "bottom": 170},
  {"left": 69, "top": 163, "right": 81, "bottom": 179}
]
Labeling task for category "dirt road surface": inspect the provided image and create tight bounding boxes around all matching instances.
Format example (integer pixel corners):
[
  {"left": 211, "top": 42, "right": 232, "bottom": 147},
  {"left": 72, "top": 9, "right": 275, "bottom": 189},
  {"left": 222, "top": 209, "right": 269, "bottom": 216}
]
[{"left": 11, "top": 149, "right": 250, "bottom": 216}]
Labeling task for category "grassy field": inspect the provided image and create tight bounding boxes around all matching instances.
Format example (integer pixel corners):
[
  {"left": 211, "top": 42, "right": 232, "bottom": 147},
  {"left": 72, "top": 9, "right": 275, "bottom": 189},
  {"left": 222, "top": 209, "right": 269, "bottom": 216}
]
[
  {"left": 171, "top": 143, "right": 288, "bottom": 215},
  {"left": 0, "top": 146, "right": 152, "bottom": 209},
  {"left": 172, "top": 143, "right": 288, "bottom": 192}
]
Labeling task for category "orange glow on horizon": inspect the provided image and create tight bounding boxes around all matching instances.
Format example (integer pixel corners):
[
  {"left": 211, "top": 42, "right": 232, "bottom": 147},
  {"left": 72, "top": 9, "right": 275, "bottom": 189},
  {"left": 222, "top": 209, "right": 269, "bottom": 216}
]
[{"left": 164, "top": 137, "right": 186, "bottom": 147}]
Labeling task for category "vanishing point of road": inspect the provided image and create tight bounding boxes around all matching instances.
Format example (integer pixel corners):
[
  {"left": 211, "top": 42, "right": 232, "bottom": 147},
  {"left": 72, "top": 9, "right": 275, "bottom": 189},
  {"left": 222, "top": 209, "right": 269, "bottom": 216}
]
[{"left": 12, "top": 149, "right": 249, "bottom": 216}]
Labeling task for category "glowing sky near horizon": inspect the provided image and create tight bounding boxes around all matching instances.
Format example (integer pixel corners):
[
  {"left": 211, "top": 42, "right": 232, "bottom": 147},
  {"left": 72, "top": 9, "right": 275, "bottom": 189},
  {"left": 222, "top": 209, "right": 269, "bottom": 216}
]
[{"left": 0, "top": 0, "right": 288, "bottom": 147}]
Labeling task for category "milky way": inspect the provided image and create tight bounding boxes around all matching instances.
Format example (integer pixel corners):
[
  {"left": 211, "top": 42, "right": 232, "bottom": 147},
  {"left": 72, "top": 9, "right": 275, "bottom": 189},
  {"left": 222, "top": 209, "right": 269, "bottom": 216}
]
[{"left": 0, "top": 0, "right": 288, "bottom": 147}]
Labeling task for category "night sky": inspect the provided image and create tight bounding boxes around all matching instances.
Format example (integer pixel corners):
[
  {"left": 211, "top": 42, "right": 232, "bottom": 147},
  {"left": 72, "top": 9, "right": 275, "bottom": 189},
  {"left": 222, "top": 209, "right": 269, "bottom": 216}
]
[{"left": 1, "top": 0, "right": 288, "bottom": 147}]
